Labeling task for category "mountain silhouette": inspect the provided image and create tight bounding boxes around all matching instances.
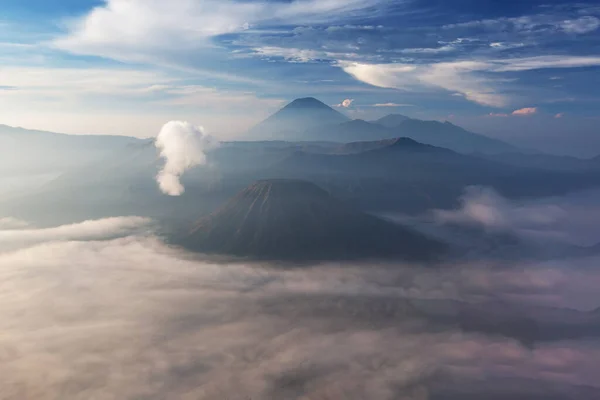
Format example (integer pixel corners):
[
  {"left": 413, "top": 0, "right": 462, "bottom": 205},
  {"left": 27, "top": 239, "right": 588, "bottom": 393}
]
[
  {"left": 247, "top": 97, "right": 349, "bottom": 140},
  {"left": 374, "top": 114, "right": 411, "bottom": 128},
  {"left": 388, "top": 119, "right": 517, "bottom": 154},
  {"left": 176, "top": 179, "right": 444, "bottom": 261}
]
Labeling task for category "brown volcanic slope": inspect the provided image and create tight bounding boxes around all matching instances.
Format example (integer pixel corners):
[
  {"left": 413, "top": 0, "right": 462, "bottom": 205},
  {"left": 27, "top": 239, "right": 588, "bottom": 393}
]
[{"left": 178, "top": 179, "right": 444, "bottom": 261}]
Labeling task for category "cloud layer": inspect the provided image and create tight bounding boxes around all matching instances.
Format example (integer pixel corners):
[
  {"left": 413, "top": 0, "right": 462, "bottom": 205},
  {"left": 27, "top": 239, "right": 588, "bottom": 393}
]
[
  {"left": 0, "top": 216, "right": 153, "bottom": 252},
  {"left": 53, "top": 0, "right": 384, "bottom": 63},
  {"left": 0, "top": 204, "right": 600, "bottom": 398},
  {"left": 434, "top": 186, "right": 600, "bottom": 247}
]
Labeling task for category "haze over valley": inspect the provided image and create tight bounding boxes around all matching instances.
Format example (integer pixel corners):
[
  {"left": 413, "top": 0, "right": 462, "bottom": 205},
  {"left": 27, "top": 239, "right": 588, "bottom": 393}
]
[{"left": 2, "top": 0, "right": 600, "bottom": 398}]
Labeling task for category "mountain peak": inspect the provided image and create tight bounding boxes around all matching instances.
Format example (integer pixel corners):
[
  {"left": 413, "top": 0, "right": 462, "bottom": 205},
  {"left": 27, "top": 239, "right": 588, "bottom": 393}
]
[
  {"left": 374, "top": 114, "right": 411, "bottom": 128},
  {"left": 177, "top": 179, "right": 443, "bottom": 261},
  {"left": 247, "top": 97, "right": 349, "bottom": 140},
  {"left": 389, "top": 137, "right": 421, "bottom": 147},
  {"left": 377, "top": 137, "right": 448, "bottom": 154},
  {"left": 285, "top": 97, "right": 331, "bottom": 110}
]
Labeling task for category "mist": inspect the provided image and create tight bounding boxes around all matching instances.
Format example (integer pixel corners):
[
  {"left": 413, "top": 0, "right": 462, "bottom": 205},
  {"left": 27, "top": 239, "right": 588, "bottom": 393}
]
[{"left": 1, "top": 186, "right": 600, "bottom": 399}]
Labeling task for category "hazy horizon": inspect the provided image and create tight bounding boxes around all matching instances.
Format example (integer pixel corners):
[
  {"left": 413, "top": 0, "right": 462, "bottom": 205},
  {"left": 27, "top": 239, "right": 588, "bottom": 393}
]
[{"left": 2, "top": 0, "right": 600, "bottom": 155}]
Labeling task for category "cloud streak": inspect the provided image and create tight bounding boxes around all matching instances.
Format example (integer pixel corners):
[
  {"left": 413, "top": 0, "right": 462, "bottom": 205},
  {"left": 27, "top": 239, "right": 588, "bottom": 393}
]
[
  {"left": 53, "top": 0, "right": 385, "bottom": 63},
  {"left": 0, "top": 216, "right": 153, "bottom": 252},
  {"left": 512, "top": 107, "right": 537, "bottom": 115},
  {"left": 340, "top": 56, "right": 600, "bottom": 107}
]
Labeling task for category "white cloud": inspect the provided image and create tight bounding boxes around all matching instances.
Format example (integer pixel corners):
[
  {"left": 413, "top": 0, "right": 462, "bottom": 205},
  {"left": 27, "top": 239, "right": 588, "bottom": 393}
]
[
  {"left": 0, "top": 66, "right": 174, "bottom": 98},
  {"left": 561, "top": 16, "right": 600, "bottom": 34},
  {"left": 1, "top": 227, "right": 600, "bottom": 398},
  {"left": 373, "top": 103, "right": 414, "bottom": 107},
  {"left": 247, "top": 46, "right": 382, "bottom": 63},
  {"left": 0, "top": 216, "right": 153, "bottom": 252},
  {"left": 335, "top": 98, "right": 354, "bottom": 108},
  {"left": 0, "top": 66, "right": 284, "bottom": 137},
  {"left": 398, "top": 44, "right": 456, "bottom": 54},
  {"left": 489, "top": 42, "right": 525, "bottom": 50},
  {"left": 434, "top": 187, "right": 600, "bottom": 246},
  {"left": 490, "top": 56, "right": 600, "bottom": 72},
  {"left": 512, "top": 107, "right": 537, "bottom": 115},
  {"left": 444, "top": 13, "right": 600, "bottom": 35},
  {"left": 53, "top": 0, "right": 384, "bottom": 64},
  {"left": 340, "top": 56, "right": 600, "bottom": 107},
  {"left": 0, "top": 217, "right": 29, "bottom": 230},
  {"left": 250, "top": 46, "right": 325, "bottom": 63},
  {"left": 340, "top": 60, "right": 508, "bottom": 107}
]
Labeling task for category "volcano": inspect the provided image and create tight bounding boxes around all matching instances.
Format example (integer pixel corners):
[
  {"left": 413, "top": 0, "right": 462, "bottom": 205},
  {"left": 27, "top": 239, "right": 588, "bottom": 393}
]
[
  {"left": 176, "top": 179, "right": 444, "bottom": 261},
  {"left": 247, "top": 97, "right": 349, "bottom": 140}
]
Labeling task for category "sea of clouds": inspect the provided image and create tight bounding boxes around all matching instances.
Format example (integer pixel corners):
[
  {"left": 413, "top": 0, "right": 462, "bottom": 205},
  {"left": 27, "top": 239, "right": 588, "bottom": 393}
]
[{"left": 1, "top": 186, "right": 600, "bottom": 399}]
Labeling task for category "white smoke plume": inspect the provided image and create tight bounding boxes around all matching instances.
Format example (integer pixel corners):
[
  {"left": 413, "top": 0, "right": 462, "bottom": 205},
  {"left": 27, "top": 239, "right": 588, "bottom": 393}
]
[
  {"left": 336, "top": 98, "right": 354, "bottom": 108},
  {"left": 155, "top": 121, "right": 218, "bottom": 196}
]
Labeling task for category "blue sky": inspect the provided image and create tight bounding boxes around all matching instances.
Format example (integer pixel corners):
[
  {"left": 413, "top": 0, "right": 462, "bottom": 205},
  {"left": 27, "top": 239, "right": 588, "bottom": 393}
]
[{"left": 1, "top": 0, "right": 600, "bottom": 155}]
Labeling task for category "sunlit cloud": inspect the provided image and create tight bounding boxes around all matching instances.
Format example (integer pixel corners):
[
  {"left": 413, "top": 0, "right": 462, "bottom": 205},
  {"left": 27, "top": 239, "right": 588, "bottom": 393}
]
[
  {"left": 335, "top": 98, "right": 354, "bottom": 108},
  {"left": 53, "top": 0, "right": 386, "bottom": 64},
  {"left": 340, "top": 56, "right": 600, "bottom": 107},
  {"left": 512, "top": 107, "right": 537, "bottom": 116}
]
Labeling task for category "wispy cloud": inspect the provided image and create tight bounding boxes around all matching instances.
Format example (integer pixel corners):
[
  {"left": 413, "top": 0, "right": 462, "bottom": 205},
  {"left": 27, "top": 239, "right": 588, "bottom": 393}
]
[
  {"left": 561, "top": 16, "right": 600, "bottom": 34},
  {"left": 340, "top": 56, "right": 600, "bottom": 107},
  {"left": 0, "top": 217, "right": 153, "bottom": 252},
  {"left": 398, "top": 44, "right": 456, "bottom": 54},
  {"left": 443, "top": 13, "right": 600, "bottom": 35},
  {"left": 512, "top": 107, "right": 537, "bottom": 116},
  {"left": 53, "top": 0, "right": 386, "bottom": 65},
  {"left": 340, "top": 60, "right": 508, "bottom": 107},
  {"left": 372, "top": 103, "right": 414, "bottom": 107}
]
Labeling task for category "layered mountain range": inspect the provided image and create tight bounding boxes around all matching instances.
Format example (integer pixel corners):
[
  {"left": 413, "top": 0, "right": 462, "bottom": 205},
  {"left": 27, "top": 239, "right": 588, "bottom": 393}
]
[
  {"left": 2, "top": 97, "right": 599, "bottom": 262},
  {"left": 248, "top": 97, "right": 517, "bottom": 154}
]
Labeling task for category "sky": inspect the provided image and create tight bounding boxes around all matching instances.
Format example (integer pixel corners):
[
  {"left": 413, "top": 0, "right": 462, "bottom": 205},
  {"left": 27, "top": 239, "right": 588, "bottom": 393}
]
[{"left": 1, "top": 0, "right": 600, "bottom": 154}]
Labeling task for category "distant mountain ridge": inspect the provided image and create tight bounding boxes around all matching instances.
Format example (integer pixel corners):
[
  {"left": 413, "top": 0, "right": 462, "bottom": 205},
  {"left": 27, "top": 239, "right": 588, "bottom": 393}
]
[
  {"left": 374, "top": 114, "right": 411, "bottom": 128},
  {"left": 246, "top": 98, "right": 519, "bottom": 154},
  {"left": 0, "top": 124, "right": 143, "bottom": 174}
]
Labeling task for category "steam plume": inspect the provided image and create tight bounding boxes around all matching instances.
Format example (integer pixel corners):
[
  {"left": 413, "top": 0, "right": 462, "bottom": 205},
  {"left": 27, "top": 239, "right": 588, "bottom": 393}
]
[
  {"left": 155, "top": 121, "right": 218, "bottom": 196},
  {"left": 336, "top": 98, "right": 354, "bottom": 108}
]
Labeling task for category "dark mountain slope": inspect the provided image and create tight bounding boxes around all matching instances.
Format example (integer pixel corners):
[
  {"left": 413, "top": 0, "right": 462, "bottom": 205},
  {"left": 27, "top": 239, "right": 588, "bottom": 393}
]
[
  {"left": 176, "top": 179, "right": 444, "bottom": 261},
  {"left": 261, "top": 138, "right": 600, "bottom": 213},
  {"left": 302, "top": 119, "right": 396, "bottom": 142},
  {"left": 392, "top": 119, "right": 518, "bottom": 154}
]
